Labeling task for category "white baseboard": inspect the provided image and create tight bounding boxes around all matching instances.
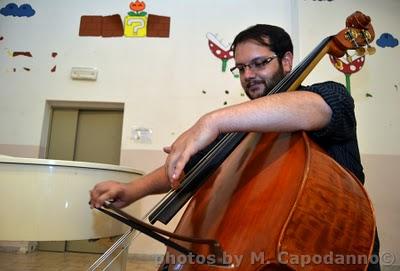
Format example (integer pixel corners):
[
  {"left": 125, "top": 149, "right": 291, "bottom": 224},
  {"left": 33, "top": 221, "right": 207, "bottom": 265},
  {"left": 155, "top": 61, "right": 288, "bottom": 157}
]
[
  {"left": 383, "top": 266, "right": 400, "bottom": 271},
  {"left": 0, "top": 241, "right": 37, "bottom": 253}
]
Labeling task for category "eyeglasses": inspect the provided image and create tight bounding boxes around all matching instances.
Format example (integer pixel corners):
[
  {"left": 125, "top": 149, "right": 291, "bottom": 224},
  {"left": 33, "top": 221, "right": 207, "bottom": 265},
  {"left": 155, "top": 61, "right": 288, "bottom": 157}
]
[{"left": 230, "top": 55, "right": 277, "bottom": 77}]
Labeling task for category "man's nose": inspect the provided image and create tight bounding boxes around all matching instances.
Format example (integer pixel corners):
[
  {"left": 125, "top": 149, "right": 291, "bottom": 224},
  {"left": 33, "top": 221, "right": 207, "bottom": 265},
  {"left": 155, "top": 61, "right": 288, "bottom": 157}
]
[{"left": 243, "top": 66, "right": 256, "bottom": 79}]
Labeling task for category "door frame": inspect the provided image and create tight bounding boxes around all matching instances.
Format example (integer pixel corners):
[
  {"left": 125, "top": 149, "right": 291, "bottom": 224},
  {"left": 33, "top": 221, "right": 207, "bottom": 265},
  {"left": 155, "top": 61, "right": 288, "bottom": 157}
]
[{"left": 39, "top": 100, "right": 124, "bottom": 159}]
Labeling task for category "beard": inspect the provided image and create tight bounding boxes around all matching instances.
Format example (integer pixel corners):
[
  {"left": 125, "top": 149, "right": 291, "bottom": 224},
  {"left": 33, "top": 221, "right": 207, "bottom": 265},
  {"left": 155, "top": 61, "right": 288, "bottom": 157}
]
[{"left": 244, "top": 64, "right": 286, "bottom": 100}]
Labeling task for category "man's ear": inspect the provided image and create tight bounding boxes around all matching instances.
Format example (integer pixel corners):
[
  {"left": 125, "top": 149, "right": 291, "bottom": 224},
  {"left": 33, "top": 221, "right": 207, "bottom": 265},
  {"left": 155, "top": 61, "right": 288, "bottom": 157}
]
[{"left": 281, "top": 51, "right": 293, "bottom": 73}]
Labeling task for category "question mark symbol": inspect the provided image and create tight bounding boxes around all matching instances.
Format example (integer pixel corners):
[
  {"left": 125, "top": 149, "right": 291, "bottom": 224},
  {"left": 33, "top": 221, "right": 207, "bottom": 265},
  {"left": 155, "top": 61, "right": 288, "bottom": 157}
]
[{"left": 127, "top": 18, "right": 145, "bottom": 34}]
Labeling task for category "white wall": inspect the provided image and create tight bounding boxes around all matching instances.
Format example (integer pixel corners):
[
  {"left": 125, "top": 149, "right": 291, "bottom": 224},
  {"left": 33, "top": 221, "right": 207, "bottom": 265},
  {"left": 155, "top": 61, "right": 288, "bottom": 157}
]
[{"left": 0, "top": 0, "right": 294, "bottom": 154}]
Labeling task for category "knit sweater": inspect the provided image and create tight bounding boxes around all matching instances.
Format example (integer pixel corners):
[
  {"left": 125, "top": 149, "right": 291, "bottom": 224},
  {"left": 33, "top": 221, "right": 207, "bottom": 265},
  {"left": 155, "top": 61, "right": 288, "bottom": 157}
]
[{"left": 304, "top": 81, "right": 365, "bottom": 183}]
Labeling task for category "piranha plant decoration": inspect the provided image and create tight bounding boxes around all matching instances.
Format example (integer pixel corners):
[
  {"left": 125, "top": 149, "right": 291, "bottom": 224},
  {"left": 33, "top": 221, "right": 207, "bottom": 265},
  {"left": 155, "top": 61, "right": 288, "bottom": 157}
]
[
  {"left": 329, "top": 54, "right": 365, "bottom": 94},
  {"left": 129, "top": 0, "right": 147, "bottom": 16},
  {"left": 206, "top": 32, "right": 234, "bottom": 73},
  {"left": 329, "top": 44, "right": 375, "bottom": 94}
]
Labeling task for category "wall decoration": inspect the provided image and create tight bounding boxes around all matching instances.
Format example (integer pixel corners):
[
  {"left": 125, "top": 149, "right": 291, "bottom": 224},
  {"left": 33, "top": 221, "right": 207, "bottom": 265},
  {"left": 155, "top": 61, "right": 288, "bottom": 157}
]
[
  {"left": 51, "top": 52, "right": 58, "bottom": 72},
  {"left": 329, "top": 55, "right": 366, "bottom": 94},
  {"left": 147, "top": 14, "right": 170, "bottom": 38},
  {"left": 200, "top": 88, "right": 244, "bottom": 106},
  {"left": 124, "top": 1, "right": 170, "bottom": 38},
  {"left": 0, "top": 3, "right": 35, "bottom": 17},
  {"left": 79, "top": 15, "right": 123, "bottom": 37},
  {"left": 129, "top": 0, "right": 147, "bottom": 16},
  {"left": 8, "top": 50, "right": 33, "bottom": 72},
  {"left": 12, "top": 51, "right": 32, "bottom": 57},
  {"left": 102, "top": 15, "right": 124, "bottom": 37},
  {"left": 376, "top": 33, "right": 398, "bottom": 48},
  {"left": 206, "top": 32, "right": 233, "bottom": 72},
  {"left": 78, "top": 2, "right": 170, "bottom": 39},
  {"left": 124, "top": 1, "right": 148, "bottom": 38},
  {"left": 5, "top": 50, "right": 59, "bottom": 73},
  {"left": 79, "top": 16, "right": 102, "bottom": 36}
]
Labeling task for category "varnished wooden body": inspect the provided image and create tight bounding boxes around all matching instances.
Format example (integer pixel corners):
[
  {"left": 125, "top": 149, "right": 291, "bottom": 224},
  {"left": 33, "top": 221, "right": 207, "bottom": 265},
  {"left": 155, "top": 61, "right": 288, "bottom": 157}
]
[{"left": 160, "top": 132, "right": 375, "bottom": 270}]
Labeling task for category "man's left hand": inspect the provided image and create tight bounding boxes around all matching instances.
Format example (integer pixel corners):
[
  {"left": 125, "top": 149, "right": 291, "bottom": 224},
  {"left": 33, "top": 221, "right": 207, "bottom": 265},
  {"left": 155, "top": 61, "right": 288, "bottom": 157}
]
[{"left": 163, "top": 114, "right": 219, "bottom": 188}]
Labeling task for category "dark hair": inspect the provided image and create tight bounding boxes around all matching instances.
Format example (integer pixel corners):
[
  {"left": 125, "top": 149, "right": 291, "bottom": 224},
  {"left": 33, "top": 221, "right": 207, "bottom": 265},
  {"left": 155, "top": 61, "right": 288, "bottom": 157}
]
[{"left": 231, "top": 24, "right": 293, "bottom": 59}]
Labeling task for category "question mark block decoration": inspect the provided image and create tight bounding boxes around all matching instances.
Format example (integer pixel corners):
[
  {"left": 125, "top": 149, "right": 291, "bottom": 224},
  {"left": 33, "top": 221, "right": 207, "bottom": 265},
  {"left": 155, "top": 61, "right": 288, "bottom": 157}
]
[{"left": 124, "top": 15, "right": 147, "bottom": 37}]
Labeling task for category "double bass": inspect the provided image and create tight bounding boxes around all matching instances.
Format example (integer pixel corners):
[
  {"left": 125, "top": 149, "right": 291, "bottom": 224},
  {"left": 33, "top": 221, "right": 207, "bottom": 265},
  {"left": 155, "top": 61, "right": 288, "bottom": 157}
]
[{"left": 98, "top": 11, "right": 376, "bottom": 271}]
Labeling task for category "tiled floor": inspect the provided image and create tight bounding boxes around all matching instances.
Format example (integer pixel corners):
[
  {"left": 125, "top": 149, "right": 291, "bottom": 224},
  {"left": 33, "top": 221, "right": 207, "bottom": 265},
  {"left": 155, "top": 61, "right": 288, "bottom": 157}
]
[{"left": 0, "top": 251, "right": 159, "bottom": 271}]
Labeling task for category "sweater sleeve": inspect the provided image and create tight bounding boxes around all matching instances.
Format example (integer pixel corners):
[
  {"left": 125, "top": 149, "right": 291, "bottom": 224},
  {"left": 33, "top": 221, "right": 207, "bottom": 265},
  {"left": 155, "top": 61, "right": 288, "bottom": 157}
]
[{"left": 303, "top": 81, "right": 357, "bottom": 142}]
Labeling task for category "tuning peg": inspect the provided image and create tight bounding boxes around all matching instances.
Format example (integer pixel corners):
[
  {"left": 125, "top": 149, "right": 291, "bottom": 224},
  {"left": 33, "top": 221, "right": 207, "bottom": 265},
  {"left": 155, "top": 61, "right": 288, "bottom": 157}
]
[
  {"left": 345, "top": 52, "right": 353, "bottom": 63},
  {"left": 360, "top": 29, "right": 375, "bottom": 55},
  {"left": 356, "top": 47, "right": 366, "bottom": 56},
  {"left": 362, "top": 30, "right": 372, "bottom": 43},
  {"left": 367, "top": 46, "right": 376, "bottom": 55},
  {"left": 334, "top": 59, "right": 343, "bottom": 70}
]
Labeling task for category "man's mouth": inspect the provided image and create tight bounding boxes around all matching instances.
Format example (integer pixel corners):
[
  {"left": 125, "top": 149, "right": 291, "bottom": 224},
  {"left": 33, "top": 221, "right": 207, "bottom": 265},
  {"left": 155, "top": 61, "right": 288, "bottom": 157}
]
[{"left": 246, "top": 80, "right": 264, "bottom": 91}]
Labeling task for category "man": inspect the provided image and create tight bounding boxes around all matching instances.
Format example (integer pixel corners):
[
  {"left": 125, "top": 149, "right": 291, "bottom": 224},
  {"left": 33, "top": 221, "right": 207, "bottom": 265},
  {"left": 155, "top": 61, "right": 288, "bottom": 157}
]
[{"left": 90, "top": 24, "right": 380, "bottom": 270}]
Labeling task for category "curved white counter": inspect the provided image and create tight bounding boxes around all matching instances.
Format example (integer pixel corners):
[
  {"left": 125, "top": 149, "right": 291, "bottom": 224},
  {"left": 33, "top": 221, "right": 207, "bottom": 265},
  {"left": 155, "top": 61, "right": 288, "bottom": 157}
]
[{"left": 0, "top": 156, "right": 144, "bottom": 241}]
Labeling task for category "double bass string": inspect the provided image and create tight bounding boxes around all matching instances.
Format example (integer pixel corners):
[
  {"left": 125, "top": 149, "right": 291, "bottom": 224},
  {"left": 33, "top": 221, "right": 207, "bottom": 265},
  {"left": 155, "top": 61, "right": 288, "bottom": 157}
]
[
  {"left": 268, "top": 36, "right": 333, "bottom": 96},
  {"left": 148, "top": 132, "right": 246, "bottom": 224},
  {"left": 147, "top": 36, "right": 334, "bottom": 224}
]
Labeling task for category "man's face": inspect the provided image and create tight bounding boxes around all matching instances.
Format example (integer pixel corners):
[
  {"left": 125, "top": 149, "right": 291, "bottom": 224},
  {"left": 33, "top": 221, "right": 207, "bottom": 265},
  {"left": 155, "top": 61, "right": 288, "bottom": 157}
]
[{"left": 234, "top": 40, "right": 292, "bottom": 100}]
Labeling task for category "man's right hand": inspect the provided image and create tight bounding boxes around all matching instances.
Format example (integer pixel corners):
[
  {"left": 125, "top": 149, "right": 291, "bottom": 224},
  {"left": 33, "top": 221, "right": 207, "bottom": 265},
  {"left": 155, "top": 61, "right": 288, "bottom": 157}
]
[{"left": 89, "top": 180, "right": 132, "bottom": 209}]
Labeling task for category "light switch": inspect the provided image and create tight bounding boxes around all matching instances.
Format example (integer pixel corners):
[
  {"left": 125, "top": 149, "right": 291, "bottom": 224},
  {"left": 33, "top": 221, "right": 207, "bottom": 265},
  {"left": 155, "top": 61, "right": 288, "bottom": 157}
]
[
  {"left": 71, "top": 67, "right": 98, "bottom": 81},
  {"left": 131, "top": 127, "right": 152, "bottom": 143}
]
